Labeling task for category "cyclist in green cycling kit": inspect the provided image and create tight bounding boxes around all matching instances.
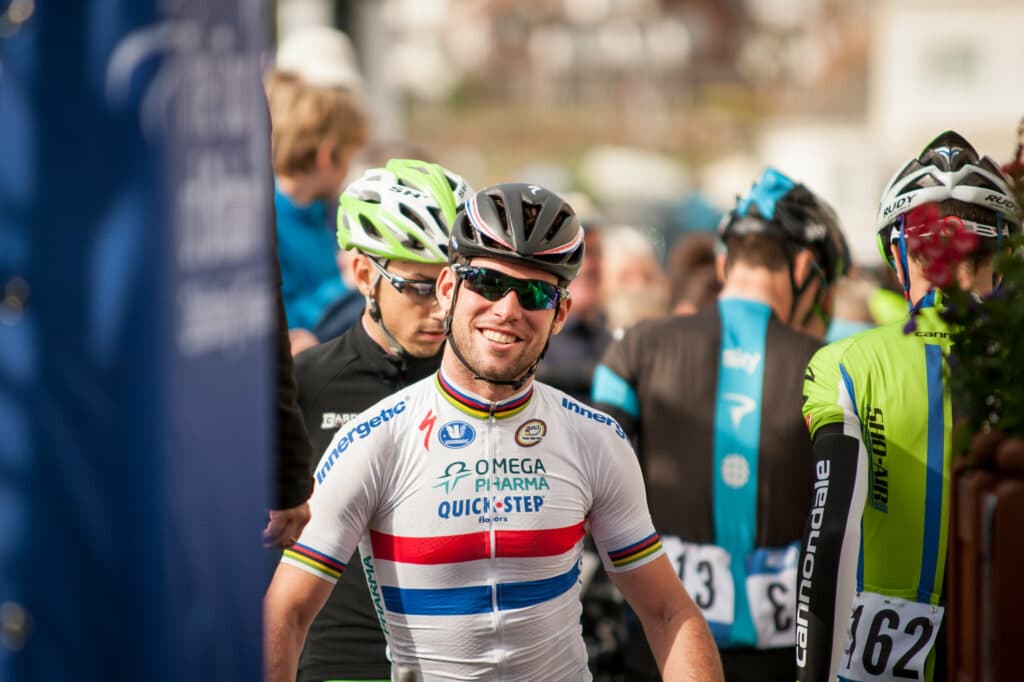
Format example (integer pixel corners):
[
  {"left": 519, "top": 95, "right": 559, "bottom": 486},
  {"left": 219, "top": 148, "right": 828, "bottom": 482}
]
[{"left": 797, "top": 131, "right": 1022, "bottom": 682}]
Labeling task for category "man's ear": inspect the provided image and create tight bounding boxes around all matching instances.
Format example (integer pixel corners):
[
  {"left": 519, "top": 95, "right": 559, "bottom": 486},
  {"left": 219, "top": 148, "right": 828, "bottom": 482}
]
[
  {"left": 550, "top": 296, "right": 574, "bottom": 336},
  {"left": 315, "top": 140, "right": 337, "bottom": 171},
  {"left": 350, "top": 254, "right": 374, "bottom": 296},
  {"left": 436, "top": 265, "right": 457, "bottom": 315},
  {"left": 715, "top": 252, "right": 728, "bottom": 284},
  {"left": 792, "top": 249, "right": 817, "bottom": 287}
]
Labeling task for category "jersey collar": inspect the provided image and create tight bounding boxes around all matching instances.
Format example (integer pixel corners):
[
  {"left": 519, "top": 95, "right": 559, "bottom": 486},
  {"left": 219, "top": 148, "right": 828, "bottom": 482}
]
[{"left": 434, "top": 369, "right": 533, "bottom": 420}]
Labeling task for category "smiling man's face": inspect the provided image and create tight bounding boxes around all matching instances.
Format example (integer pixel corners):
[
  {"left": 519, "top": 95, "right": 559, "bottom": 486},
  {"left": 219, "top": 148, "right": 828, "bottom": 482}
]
[{"left": 437, "top": 257, "right": 571, "bottom": 395}]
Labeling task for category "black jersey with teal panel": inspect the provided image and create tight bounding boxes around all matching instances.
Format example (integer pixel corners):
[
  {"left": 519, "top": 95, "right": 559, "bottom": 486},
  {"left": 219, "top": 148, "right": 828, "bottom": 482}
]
[{"left": 593, "top": 299, "right": 820, "bottom": 658}]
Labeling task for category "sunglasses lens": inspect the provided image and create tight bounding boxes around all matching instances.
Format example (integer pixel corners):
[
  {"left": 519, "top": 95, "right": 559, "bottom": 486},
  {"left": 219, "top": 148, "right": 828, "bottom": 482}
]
[{"left": 462, "top": 268, "right": 559, "bottom": 311}]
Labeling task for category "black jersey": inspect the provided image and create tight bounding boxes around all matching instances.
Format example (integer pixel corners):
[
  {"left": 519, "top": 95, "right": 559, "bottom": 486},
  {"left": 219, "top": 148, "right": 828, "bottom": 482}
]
[
  {"left": 293, "top": 320, "right": 442, "bottom": 681},
  {"left": 592, "top": 299, "right": 821, "bottom": 681}
]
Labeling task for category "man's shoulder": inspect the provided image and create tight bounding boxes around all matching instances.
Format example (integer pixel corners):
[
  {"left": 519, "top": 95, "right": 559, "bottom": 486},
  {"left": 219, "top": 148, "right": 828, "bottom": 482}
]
[
  {"left": 295, "top": 329, "right": 364, "bottom": 383},
  {"left": 538, "top": 383, "right": 630, "bottom": 443}
]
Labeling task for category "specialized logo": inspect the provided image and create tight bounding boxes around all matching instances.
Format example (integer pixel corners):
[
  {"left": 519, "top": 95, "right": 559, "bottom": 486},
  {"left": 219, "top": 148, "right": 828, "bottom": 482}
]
[
  {"left": 723, "top": 393, "right": 756, "bottom": 428},
  {"left": 321, "top": 412, "right": 356, "bottom": 430},
  {"left": 722, "top": 348, "right": 761, "bottom": 375},
  {"left": 515, "top": 419, "right": 547, "bottom": 447},
  {"left": 721, "top": 454, "right": 750, "bottom": 489},
  {"left": 434, "top": 460, "right": 472, "bottom": 495},
  {"left": 438, "top": 421, "right": 476, "bottom": 448},
  {"left": 316, "top": 400, "right": 407, "bottom": 484},
  {"left": 561, "top": 398, "right": 626, "bottom": 439}
]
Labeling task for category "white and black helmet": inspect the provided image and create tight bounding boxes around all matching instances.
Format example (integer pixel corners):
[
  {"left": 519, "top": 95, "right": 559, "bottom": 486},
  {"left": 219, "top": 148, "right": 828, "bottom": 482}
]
[
  {"left": 876, "top": 130, "right": 1021, "bottom": 267},
  {"left": 338, "top": 159, "right": 472, "bottom": 263}
]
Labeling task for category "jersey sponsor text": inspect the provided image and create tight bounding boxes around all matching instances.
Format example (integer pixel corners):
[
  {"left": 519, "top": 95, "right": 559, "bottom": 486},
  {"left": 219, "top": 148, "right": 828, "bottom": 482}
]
[
  {"left": 796, "top": 458, "right": 830, "bottom": 667},
  {"left": 864, "top": 406, "right": 889, "bottom": 512},
  {"left": 561, "top": 397, "right": 626, "bottom": 438},
  {"left": 316, "top": 400, "right": 407, "bottom": 484}
]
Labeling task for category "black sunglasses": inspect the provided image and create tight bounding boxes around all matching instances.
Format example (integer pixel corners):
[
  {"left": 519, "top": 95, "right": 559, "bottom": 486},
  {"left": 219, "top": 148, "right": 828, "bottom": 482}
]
[
  {"left": 453, "top": 264, "right": 568, "bottom": 311},
  {"left": 370, "top": 258, "right": 437, "bottom": 298}
]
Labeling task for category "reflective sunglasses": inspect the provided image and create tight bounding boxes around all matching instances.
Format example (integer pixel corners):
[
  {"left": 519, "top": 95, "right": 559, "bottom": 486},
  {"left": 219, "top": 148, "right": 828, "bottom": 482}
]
[
  {"left": 453, "top": 264, "right": 568, "bottom": 311},
  {"left": 369, "top": 257, "right": 437, "bottom": 299}
]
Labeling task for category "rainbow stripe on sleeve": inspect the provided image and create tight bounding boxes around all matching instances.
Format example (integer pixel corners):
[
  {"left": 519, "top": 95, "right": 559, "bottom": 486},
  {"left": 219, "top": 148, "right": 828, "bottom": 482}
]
[
  {"left": 282, "top": 543, "right": 346, "bottom": 581},
  {"left": 607, "top": 533, "right": 662, "bottom": 568}
]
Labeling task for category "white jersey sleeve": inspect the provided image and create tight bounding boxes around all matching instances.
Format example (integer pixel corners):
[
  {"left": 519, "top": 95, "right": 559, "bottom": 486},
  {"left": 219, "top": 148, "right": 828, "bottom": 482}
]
[
  {"left": 557, "top": 394, "right": 664, "bottom": 573},
  {"left": 281, "top": 393, "right": 412, "bottom": 583}
]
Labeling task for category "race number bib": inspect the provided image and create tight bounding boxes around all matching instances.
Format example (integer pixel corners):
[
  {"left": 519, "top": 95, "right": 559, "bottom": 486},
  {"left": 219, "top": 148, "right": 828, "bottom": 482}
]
[
  {"left": 661, "top": 537, "right": 734, "bottom": 636},
  {"left": 841, "top": 592, "right": 944, "bottom": 681},
  {"left": 745, "top": 543, "right": 799, "bottom": 649}
]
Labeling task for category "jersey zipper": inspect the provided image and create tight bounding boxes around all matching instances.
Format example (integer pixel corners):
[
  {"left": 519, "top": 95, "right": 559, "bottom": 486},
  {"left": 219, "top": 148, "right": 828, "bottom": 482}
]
[{"left": 487, "top": 403, "right": 505, "bottom": 676}]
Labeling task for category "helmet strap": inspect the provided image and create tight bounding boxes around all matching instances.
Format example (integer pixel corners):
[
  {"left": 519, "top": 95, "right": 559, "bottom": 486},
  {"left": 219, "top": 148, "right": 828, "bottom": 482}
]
[
  {"left": 366, "top": 259, "right": 409, "bottom": 359},
  {"left": 894, "top": 216, "right": 916, "bottom": 311}
]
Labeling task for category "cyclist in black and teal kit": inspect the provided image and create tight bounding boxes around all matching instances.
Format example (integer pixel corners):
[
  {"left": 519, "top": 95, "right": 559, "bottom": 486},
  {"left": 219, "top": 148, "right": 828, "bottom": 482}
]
[
  {"left": 797, "top": 131, "right": 1022, "bottom": 682},
  {"left": 592, "top": 168, "right": 849, "bottom": 681}
]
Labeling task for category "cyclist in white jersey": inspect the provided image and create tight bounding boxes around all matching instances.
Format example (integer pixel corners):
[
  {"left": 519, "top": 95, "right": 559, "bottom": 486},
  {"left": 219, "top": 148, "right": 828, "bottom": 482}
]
[{"left": 264, "top": 183, "right": 723, "bottom": 682}]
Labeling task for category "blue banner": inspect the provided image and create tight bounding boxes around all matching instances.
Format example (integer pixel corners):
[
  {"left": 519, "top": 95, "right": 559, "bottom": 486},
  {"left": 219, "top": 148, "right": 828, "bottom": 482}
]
[{"left": 0, "top": 2, "right": 273, "bottom": 680}]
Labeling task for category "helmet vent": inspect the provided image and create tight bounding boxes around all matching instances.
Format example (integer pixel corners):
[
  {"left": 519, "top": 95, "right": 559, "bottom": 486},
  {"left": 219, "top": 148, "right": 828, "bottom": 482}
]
[
  {"left": 522, "top": 203, "right": 541, "bottom": 241},
  {"left": 961, "top": 172, "right": 1001, "bottom": 192},
  {"left": 909, "top": 173, "right": 941, "bottom": 190},
  {"left": 359, "top": 214, "right": 384, "bottom": 240},
  {"left": 427, "top": 206, "right": 445, "bottom": 229},
  {"left": 400, "top": 204, "right": 428, "bottom": 233},
  {"left": 546, "top": 210, "right": 574, "bottom": 242}
]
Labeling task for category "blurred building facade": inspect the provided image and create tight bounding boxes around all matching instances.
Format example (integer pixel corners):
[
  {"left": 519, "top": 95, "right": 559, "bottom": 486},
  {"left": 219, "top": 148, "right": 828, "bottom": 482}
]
[{"left": 275, "top": 0, "right": 1024, "bottom": 264}]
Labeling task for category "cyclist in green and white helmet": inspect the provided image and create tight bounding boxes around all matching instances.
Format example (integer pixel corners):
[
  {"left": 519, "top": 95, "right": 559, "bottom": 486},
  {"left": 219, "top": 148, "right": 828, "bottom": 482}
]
[
  {"left": 291, "top": 158, "right": 472, "bottom": 682},
  {"left": 337, "top": 158, "right": 473, "bottom": 357}
]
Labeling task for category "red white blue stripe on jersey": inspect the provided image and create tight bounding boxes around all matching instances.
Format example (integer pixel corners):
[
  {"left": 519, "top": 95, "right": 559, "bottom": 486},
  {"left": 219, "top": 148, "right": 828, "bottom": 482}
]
[
  {"left": 369, "top": 521, "right": 586, "bottom": 563},
  {"left": 381, "top": 563, "right": 582, "bottom": 615},
  {"left": 370, "top": 522, "right": 586, "bottom": 615},
  {"left": 435, "top": 371, "right": 532, "bottom": 420}
]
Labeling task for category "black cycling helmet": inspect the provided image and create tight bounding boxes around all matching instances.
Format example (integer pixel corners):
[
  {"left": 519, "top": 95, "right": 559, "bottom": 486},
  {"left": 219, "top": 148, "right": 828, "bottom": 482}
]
[
  {"left": 450, "top": 183, "right": 585, "bottom": 285},
  {"left": 720, "top": 166, "right": 850, "bottom": 285}
]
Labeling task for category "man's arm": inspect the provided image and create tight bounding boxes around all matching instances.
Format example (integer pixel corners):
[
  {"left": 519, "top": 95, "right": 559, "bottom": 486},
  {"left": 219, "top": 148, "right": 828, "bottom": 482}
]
[
  {"left": 263, "top": 563, "right": 334, "bottom": 682},
  {"left": 795, "top": 424, "right": 867, "bottom": 682},
  {"left": 610, "top": 555, "right": 723, "bottom": 682}
]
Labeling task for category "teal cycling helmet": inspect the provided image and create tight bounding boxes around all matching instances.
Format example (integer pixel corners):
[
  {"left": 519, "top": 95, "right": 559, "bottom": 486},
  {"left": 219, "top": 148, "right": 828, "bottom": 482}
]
[
  {"left": 720, "top": 167, "right": 850, "bottom": 286},
  {"left": 719, "top": 167, "right": 850, "bottom": 327},
  {"left": 338, "top": 159, "right": 472, "bottom": 263}
]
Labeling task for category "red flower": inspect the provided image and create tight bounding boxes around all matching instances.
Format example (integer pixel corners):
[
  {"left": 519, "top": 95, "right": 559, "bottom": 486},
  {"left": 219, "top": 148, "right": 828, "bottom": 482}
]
[{"left": 903, "top": 203, "right": 979, "bottom": 289}]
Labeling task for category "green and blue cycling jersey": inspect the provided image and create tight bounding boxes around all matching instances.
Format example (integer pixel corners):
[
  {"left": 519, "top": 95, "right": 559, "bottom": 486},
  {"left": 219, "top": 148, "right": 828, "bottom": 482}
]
[{"left": 798, "top": 297, "right": 951, "bottom": 682}]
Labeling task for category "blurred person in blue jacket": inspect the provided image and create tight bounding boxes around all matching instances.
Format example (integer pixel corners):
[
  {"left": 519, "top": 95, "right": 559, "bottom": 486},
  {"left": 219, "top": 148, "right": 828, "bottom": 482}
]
[{"left": 265, "top": 69, "right": 369, "bottom": 353}]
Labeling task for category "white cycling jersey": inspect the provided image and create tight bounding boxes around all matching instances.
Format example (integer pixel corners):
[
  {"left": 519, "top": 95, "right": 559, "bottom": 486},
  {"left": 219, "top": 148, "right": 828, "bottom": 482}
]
[{"left": 283, "top": 369, "right": 664, "bottom": 681}]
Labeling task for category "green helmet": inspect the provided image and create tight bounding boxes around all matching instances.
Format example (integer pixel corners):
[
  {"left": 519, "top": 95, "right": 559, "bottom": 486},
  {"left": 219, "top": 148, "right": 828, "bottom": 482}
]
[{"left": 338, "top": 159, "right": 472, "bottom": 263}]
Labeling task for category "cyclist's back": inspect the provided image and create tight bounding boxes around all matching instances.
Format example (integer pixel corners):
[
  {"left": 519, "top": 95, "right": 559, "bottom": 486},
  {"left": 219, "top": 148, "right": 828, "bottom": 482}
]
[
  {"left": 593, "top": 168, "right": 850, "bottom": 682},
  {"left": 795, "top": 130, "right": 1022, "bottom": 682}
]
